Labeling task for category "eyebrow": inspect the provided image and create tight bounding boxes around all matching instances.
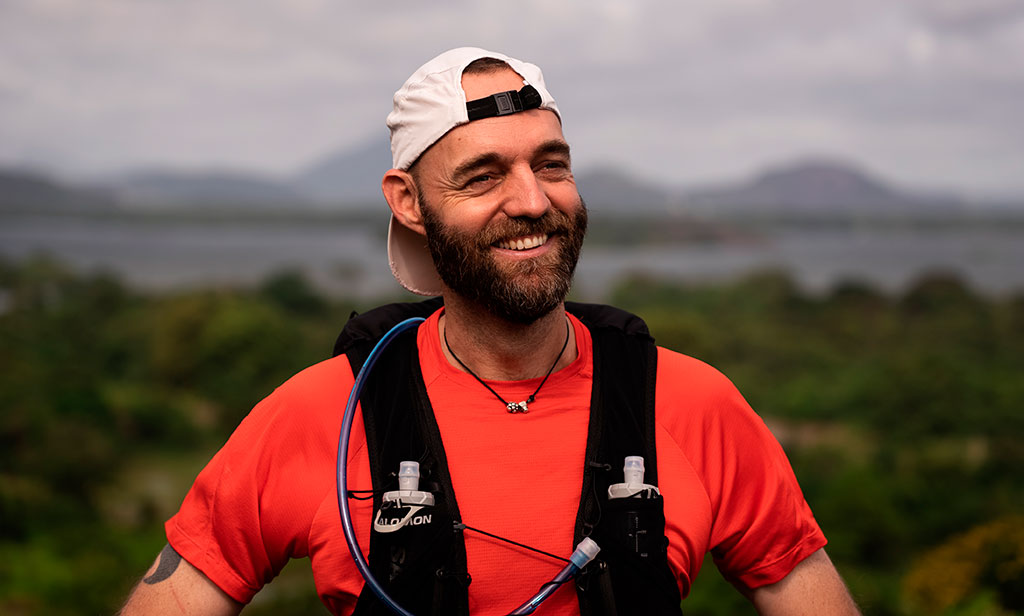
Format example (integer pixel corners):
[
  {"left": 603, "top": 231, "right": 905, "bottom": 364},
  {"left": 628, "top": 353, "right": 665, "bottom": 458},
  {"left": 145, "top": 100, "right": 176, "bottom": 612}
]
[
  {"left": 535, "top": 139, "right": 572, "bottom": 161},
  {"left": 450, "top": 139, "right": 572, "bottom": 184},
  {"left": 450, "top": 153, "right": 503, "bottom": 185}
]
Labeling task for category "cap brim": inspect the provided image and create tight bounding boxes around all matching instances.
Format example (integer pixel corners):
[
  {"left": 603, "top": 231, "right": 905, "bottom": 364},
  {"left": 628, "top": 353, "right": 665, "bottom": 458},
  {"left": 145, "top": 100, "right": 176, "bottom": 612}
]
[{"left": 387, "top": 215, "right": 444, "bottom": 296}]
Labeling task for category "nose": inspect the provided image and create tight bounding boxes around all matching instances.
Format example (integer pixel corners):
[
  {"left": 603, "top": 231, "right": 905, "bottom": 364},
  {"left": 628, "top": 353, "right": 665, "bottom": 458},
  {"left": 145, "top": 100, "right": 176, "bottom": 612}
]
[{"left": 501, "top": 164, "right": 551, "bottom": 219}]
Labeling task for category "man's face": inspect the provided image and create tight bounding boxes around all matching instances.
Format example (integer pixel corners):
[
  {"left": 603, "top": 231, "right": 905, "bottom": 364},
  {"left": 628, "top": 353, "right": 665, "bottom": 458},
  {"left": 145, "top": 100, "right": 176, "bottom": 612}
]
[
  {"left": 420, "top": 190, "right": 587, "bottom": 324},
  {"left": 412, "top": 68, "right": 587, "bottom": 323}
]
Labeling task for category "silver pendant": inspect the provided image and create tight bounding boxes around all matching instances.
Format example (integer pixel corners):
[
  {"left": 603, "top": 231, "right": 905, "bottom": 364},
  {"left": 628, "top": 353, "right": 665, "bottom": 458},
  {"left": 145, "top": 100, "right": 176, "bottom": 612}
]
[{"left": 506, "top": 401, "right": 529, "bottom": 414}]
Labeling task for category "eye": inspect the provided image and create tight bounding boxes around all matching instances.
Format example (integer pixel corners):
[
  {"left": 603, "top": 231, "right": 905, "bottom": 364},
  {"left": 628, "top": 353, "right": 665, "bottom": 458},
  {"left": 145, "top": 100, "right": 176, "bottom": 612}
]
[
  {"left": 537, "top": 160, "right": 571, "bottom": 178},
  {"left": 462, "top": 172, "right": 501, "bottom": 192}
]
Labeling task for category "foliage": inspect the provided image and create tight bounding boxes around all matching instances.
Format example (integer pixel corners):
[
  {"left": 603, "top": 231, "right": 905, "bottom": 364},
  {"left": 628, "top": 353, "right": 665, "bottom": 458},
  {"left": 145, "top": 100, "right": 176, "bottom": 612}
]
[
  {"left": 903, "top": 515, "right": 1024, "bottom": 615},
  {"left": 1, "top": 257, "right": 1021, "bottom": 614}
]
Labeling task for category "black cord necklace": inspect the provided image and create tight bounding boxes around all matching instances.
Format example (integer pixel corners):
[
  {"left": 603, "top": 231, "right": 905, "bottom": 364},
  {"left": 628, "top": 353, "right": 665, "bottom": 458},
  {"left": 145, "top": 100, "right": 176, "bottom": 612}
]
[{"left": 443, "top": 318, "right": 571, "bottom": 414}]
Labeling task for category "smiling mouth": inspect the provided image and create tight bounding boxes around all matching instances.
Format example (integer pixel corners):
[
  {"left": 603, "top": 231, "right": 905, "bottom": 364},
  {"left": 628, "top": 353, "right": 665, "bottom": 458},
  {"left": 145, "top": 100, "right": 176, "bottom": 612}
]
[{"left": 495, "top": 233, "right": 549, "bottom": 251}]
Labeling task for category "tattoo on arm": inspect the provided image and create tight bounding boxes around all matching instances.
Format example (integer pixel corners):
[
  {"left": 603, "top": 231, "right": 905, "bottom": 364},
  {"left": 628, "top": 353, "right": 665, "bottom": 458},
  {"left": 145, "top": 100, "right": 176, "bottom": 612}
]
[{"left": 143, "top": 544, "right": 183, "bottom": 585}]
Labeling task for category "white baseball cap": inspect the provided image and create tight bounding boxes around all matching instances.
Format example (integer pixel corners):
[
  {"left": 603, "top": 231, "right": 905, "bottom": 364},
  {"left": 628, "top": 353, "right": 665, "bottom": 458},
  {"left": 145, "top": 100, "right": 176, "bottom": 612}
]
[{"left": 385, "top": 47, "right": 561, "bottom": 296}]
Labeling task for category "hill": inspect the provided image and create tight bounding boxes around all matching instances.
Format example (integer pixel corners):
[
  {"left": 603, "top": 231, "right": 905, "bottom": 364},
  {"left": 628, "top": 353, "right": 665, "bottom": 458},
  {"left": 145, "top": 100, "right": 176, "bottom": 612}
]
[
  {"left": 109, "top": 170, "right": 306, "bottom": 208},
  {"left": 291, "top": 140, "right": 393, "bottom": 205},
  {"left": 574, "top": 166, "right": 674, "bottom": 213},
  {"left": 682, "top": 158, "right": 965, "bottom": 216},
  {"left": 0, "top": 168, "right": 116, "bottom": 212}
]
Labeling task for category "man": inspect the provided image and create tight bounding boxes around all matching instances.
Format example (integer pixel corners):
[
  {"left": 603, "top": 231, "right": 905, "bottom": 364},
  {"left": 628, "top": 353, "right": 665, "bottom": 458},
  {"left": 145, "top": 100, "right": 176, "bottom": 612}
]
[{"left": 121, "top": 48, "right": 860, "bottom": 615}]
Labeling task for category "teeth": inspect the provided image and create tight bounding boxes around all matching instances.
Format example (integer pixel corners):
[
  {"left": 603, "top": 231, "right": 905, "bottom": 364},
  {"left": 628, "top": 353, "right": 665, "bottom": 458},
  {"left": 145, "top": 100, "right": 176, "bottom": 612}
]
[{"left": 498, "top": 234, "right": 548, "bottom": 251}]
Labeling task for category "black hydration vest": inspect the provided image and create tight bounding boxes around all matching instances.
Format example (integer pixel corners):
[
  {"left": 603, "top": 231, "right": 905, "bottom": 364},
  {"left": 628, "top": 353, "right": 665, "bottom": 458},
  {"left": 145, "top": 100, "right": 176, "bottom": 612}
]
[{"left": 333, "top": 299, "right": 683, "bottom": 616}]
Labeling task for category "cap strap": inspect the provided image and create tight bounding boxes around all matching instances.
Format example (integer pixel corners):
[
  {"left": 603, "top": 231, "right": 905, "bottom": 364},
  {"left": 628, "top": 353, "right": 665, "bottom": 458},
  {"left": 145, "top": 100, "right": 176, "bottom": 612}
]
[{"left": 465, "top": 84, "right": 542, "bottom": 121}]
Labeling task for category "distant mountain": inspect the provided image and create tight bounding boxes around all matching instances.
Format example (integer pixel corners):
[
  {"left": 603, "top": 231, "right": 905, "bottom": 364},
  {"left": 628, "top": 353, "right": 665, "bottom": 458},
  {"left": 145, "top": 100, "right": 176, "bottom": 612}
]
[
  {"left": 291, "top": 139, "right": 393, "bottom": 205},
  {"left": 110, "top": 170, "right": 305, "bottom": 207},
  {"left": 5, "top": 154, "right": 1009, "bottom": 217},
  {"left": 0, "top": 168, "right": 115, "bottom": 211},
  {"left": 683, "top": 158, "right": 964, "bottom": 215},
  {"left": 574, "top": 166, "right": 674, "bottom": 212}
]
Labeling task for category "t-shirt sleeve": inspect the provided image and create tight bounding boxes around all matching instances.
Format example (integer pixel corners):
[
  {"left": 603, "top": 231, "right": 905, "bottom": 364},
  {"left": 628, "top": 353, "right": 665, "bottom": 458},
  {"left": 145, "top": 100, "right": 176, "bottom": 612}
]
[
  {"left": 659, "top": 349, "right": 826, "bottom": 590},
  {"left": 165, "top": 358, "right": 349, "bottom": 603}
]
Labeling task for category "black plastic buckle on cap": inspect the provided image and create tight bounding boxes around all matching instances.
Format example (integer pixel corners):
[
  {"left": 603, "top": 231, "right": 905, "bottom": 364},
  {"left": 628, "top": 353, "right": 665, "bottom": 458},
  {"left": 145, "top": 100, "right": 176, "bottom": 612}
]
[{"left": 465, "top": 84, "right": 542, "bottom": 121}]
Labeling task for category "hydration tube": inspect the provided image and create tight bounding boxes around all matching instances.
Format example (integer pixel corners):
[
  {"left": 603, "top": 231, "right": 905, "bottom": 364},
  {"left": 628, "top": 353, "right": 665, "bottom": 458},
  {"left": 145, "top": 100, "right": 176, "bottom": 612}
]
[
  {"left": 337, "top": 317, "right": 423, "bottom": 616},
  {"left": 507, "top": 537, "right": 600, "bottom": 615},
  {"left": 336, "top": 317, "right": 600, "bottom": 616}
]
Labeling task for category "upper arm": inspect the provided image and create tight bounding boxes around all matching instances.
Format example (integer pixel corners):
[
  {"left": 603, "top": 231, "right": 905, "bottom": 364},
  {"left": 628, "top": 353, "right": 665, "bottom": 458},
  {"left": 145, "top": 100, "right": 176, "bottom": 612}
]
[
  {"left": 120, "top": 544, "right": 243, "bottom": 616},
  {"left": 747, "top": 548, "right": 860, "bottom": 616}
]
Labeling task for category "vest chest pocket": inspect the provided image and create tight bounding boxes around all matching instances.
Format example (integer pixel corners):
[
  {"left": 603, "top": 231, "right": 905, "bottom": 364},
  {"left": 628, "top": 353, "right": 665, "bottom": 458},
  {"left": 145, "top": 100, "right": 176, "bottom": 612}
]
[
  {"left": 355, "top": 499, "right": 468, "bottom": 616},
  {"left": 599, "top": 494, "right": 670, "bottom": 560},
  {"left": 372, "top": 501, "right": 439, "bottom": 581},
  {"left": 582, "top": 493, "right": 683, "bottom": 615}
]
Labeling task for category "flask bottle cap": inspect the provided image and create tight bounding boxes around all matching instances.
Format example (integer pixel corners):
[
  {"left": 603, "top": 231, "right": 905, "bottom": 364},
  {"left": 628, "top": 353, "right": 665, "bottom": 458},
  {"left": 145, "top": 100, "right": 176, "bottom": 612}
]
[
  {"left": 398, "top": 461, "right": 420, "bottom": 491},
  {"left": 623, "top": 456, "right": 645, "bottom": 485}
]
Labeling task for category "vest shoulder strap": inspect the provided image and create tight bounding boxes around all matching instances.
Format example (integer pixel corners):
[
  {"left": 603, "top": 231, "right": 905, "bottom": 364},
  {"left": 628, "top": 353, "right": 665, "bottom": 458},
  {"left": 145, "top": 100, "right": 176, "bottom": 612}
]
[
  {"left": 565, "top": 300, "right": 654, "bottom": 339},
  {"left": 567, "top": 302, "right": 682, "bottom": 616},
  {"left": 333, "top": 297, "right": 444, "bottom": 366},
  {"left": 339, "top": 298, "right": 469, "bottom": 616}
]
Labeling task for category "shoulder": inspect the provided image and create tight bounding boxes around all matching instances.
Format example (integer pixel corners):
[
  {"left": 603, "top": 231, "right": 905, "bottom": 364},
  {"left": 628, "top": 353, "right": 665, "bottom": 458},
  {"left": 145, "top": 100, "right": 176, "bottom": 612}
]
[
  {"left": 271, "top": 353, "right": 356, "bottom": 408},
  {"left": 653, "top": 346, "right": 776, "bottom": 454},
  {"left": 654, "top": 346, "right": 746, "bottom": 409},
  {"left": 229, "top": 354, "right": 357, "bottom": 461}
]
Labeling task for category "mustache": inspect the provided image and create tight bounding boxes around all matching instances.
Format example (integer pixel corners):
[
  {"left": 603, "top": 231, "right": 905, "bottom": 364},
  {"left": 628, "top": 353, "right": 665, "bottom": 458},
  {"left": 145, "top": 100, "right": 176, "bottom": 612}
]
[{"left": 477, "top": 210, "right": 573, "bottom": 247}]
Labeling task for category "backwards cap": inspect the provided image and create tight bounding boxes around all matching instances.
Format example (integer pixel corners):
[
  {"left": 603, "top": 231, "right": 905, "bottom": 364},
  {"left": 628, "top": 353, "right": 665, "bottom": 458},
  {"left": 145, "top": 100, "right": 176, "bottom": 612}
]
[{"left": 385, "top": 47, "right": 560, "bottom": 296}]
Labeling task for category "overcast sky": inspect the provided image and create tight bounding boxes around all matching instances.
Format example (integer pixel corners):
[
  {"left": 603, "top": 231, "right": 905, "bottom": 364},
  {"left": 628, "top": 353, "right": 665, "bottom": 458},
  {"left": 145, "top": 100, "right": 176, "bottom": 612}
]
[{"left": 1, "top": 0, "right": 1023, "bottom": 198}]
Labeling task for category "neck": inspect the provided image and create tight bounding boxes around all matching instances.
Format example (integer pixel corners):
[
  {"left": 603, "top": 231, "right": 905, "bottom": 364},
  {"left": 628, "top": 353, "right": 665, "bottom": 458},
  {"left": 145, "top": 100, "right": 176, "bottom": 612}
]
[{"left": 439, "top": 296, "right": 577, "bottom": 381}]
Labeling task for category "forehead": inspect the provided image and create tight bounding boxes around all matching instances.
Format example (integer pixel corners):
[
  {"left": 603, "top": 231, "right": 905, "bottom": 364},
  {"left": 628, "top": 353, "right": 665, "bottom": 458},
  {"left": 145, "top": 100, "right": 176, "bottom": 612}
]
[{"left": 417, "top": 68, "right": 567, "bottom": 176}]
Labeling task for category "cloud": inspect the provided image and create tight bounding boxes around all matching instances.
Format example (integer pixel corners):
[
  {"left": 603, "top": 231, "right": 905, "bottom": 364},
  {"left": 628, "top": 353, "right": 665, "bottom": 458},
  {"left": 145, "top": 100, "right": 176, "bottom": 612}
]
[
  {"left": 0, "top": 0, "right": 1022, "bottom": 197},
  {"left": 918, "top": 0, "right": 1024, "bottom": 35}
]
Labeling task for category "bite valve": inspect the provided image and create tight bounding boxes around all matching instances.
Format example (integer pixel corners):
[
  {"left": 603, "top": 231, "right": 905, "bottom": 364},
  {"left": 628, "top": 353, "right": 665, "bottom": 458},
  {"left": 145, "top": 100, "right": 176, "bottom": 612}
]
[
  {"left": 570, "top": 537, "right": 601, "bottom": 569},
  {"left": 607, "top": 455, "right": 661, "bottom": 499}
]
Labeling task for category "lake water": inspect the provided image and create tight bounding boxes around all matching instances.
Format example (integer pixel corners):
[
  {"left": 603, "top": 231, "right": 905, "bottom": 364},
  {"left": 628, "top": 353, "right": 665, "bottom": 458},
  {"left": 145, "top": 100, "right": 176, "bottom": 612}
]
[{"left": 2, "top": 214, "right": 1023, "bottom": 299}]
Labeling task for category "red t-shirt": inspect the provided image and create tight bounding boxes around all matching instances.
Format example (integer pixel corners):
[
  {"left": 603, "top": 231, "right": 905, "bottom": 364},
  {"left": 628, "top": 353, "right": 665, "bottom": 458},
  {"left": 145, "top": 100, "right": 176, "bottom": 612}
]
[{"left": 166, "top": 308, "right": 825, "bottom": 614}]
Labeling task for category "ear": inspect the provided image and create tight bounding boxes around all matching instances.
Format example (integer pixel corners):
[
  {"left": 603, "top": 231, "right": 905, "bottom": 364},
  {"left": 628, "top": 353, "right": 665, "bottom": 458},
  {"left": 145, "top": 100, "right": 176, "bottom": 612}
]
[{"left": 381, "top": 169, "right": 426, "bottom": 236}]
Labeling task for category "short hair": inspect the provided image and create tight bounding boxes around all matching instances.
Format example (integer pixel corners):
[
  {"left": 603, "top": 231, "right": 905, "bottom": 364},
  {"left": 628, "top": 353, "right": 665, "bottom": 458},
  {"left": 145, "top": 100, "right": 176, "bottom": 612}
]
[{"left": 463, "top": 57, "right": 513, "bottom": 76}]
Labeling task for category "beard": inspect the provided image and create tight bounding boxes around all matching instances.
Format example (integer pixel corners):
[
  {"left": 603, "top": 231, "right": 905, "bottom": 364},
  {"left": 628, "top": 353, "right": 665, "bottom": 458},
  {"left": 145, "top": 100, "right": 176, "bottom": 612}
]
[{"left": 421, "top": 196, "right": 588, "bottom": 324}]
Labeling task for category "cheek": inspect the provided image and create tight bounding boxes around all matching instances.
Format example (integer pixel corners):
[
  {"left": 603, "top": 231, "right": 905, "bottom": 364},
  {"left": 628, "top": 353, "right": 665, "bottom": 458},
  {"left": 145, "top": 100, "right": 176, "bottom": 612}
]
[
  {"left": 547, "top": 186, "right": 582, "bottom": 211},
  {"left": 431, "top": 203, "right": 497, "bottom": 236}
]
